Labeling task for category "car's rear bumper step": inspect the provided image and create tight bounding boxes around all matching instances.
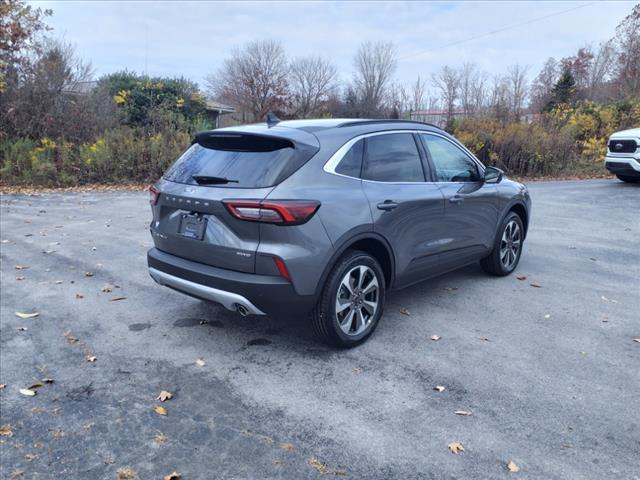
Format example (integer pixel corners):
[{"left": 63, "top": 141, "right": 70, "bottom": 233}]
[
  {"left": 148, "top": 267, "right": 265, "bottom": 315},
  {"left": 147, "top": 248, "right": 316, "bottom": 315}
]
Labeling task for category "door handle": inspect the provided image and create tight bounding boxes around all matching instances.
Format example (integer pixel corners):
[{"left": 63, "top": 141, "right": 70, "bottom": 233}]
[
  {"left": 377, "top": 200, "right": 399, "bottom": 211},
  {"left": 449, "top": 195, "right": 464, "bottom": 204}
]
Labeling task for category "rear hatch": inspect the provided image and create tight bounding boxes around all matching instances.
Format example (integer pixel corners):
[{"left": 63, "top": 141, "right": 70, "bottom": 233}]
[{"left": 150, "top": 127, "right": 319, "bottom": 273}]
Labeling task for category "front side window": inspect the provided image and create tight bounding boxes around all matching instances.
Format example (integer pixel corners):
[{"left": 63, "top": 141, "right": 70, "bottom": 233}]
[
  {"left": 420, "top": 134, "right": 480, "bottom": 182},
  {"left": 362, "top": 133, "right": 425, "bottom": 182},
  {"left": 335, "top": 139, "right": 364, "bottom": 178}
]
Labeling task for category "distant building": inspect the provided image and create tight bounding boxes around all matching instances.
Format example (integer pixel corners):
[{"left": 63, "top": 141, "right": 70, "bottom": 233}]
[
  {"left": 205, "top": 100, "right": 235, "bottom": 128},
  {"left": 409, "top": 108, "right": 467, "bottom": 128}
]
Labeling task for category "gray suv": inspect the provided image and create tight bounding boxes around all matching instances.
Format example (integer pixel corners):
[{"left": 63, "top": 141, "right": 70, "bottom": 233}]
[{"left": 147, "top": 118, "right": 531, "bottom": 347}]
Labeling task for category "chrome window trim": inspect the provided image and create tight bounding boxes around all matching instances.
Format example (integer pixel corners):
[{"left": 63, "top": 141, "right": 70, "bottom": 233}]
[
  {"left": 323, "top": 129, "right": 485, "bottom": 184},
  {"left": 417, "top": 131, "right": 486, "bottom": 179}
]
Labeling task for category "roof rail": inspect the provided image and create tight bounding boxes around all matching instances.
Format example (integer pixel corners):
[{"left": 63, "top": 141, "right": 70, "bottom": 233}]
[{"left": 337, "top": 119, "right": 441, "bottom": 129}]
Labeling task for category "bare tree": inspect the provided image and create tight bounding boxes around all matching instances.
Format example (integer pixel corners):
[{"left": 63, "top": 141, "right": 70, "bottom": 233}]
[
  {"left": 353, "top": 41, "right": 397, "bottom": 117},
  {"left": 611, "top": 3, "right": 640, "bottom": 97},
  {"left": 289, "top": 55, "right": 337, "bottom": 118},
  {"left": 388, "top": 81, "right": 409, "bottom": 118},
  {"left": 410, "top": 75, "right": 427, "bottom": 113},
  {"left": 206, "top": 39, "right": 289, "bottom": 122},
  {"left": 489, "top": 75, "right": 510, "bottom": 121},
  {"left": 530, "top": 57, "right": 558, "bottom": 112},
  {"left": 506, "top": 64, "right": 529, "bottom": 121},
  {"left": 587, "top": 41, "right": 614, "bottom": 101},
  {"left": 459, "top": 63, "right": 476, "bottom": 115},
  {"left": 432, "top": 66, "right": 460, "bottom": 122}
]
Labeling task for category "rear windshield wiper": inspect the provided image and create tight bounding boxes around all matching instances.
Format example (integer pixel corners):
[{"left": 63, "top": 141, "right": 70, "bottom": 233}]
[{"left": 192, "top": 175, "right": 239, "bottom": 185}]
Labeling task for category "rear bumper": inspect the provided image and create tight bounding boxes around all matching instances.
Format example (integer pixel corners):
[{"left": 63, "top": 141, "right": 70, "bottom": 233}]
[
  {"left": 147, "top": 248, "right": 316, "bottom": 315},
  {"left": 605, "top": 156, "right": 640, "bottom": 176}
]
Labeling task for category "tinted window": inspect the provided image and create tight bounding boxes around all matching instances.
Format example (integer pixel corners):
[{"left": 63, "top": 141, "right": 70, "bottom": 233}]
[
  {"left": 164, "top": 143, "right": 296, "bottom": 188},
  {"left": 335, "top": 139, "right": 364, "bottom": 177},
  {"left": 362, "top": 133, "right": 425, "bottom": 182},
  {"left": 421, "top": 134, "right": 480, "bottom": 182}
]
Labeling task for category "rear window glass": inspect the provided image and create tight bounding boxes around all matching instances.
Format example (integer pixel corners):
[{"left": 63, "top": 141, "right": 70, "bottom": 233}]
[
  {"left": 164, "top": 142, "right": 297, "bottom": 188},
  {"left": 362, "top": 133, "right": 425, "bottom": 182}
]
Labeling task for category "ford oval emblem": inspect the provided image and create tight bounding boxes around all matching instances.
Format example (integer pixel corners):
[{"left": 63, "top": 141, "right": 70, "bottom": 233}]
[
  {"left": 184, "top": 186, "right": 196, "bottom": 193},
  {"left": 615, "top": 143, "right": 623, "bottom": 150}
]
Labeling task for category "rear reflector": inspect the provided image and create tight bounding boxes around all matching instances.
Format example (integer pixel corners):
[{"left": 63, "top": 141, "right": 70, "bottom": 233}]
[
  {"left": 149, "top": 185, "right": 160, "bottom": 205},
  {"left": 223, "top": 199, "right": 320, "bottom": 225},
  {"left": 273, "top": 257, "right": 291, "bottom": 282}
]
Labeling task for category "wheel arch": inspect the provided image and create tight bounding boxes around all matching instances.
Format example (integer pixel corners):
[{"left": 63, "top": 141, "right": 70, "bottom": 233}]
[
  {"left": 313, "top": 232, "right": 396, "bottom": 301},
  {"left": 506, "top": 201, "right": 529, "bottom": 238}
]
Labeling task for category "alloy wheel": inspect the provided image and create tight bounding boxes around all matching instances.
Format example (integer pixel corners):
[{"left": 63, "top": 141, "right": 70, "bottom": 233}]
[
  {"left": 500, "top": 220, "right": 521, "bottom": 270},
  {"left": 335, "top": 265, "right": 379, "bottom": 336}
]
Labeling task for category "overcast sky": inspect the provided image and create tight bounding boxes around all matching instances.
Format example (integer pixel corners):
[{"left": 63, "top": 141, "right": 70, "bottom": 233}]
[{"left": 38, "top": 1, "right": 636, "bottom": 93}]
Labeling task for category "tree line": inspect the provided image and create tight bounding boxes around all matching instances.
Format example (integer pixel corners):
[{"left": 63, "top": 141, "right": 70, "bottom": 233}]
[{"left": 0, "top": 1, "right": 639, "bottom": 186}]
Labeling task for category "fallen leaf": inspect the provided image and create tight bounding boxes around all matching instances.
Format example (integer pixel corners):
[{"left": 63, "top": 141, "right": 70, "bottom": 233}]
[
  {"left": 27, "top": 382, "right": 44, "bottom": 390},
  {"left": 195, "top": 358, "right": 206, "bottom": 367},
  {"left": 16, "top": 327, "right": 27, "bottom": 331},
  {"left": 101, "top": 285, "right": 113, "bottom": 293},
  {"left": 86, "top": 355, "right": 97, "bottom": 362},
  {"left": 0, "top": 425, "right": 13, "bottom": 437},
  {"left": 279, "top": 442, "right": 294, "bottom": 451},
  {"left": 633, "top": 338, "right": 640, "bottom": 343},
  {"left": 154, "top": 405, "right": 168, "bottom": 416},
  {"left": 16, "top": 276, "right": 25, "bottom": 281},
  {"left": 116, "top": 467, "right": 138, "bottom": 480},
  {"left": 24, "top": 453, "right": 36, "bottom": 461},
  {"left": 454, "top": 410, "right": 473, "bottom": 416},
  {"left": 15, "top": 312, "right": 39, "bottom": 319},
  {"left": 54, "top": 280, "right": 63, "bottom": 284},
  {"left": 448, "top": 441, "right": 465, "bottom": 454},
  {"left": 42, "top": 378, "right": 54, "bottom": 384},
  {"left": 19, "top": 388, "right": 36, "bottom": 397},
  {"left": 308, "top": 457, "right": 330, "bottom": 474},
  {"left": 0, "top": 384, "right": 6, "bottom": 389},
  {"left": 63, "top": 331, "right": 79, "bottom": 344},
  {"left": 529, "top": 283, "right": 542, "bottom": 288},
  {"left": 157, "top": 390, "right": 173, "bottom": 402},
  {"left": 14, "top": 265, "right": 29, "bottom": 270},
  {"left": 589, "top": 257, "right": 597, "bottom": 262},
  {"left": 479, "top": 336, "right": 490, "bottom": 342},
  {"left": 353, "top": 367, "right": 362, "bottom": 374},
  {"left": 516, "top": 275, "right": 527, "bottom": 280},
  {"left": 399, "top": 307, "right": 410, "bottom": 316},
  {"left": 75, "top": 293, "right": 84, "bottom": 299},
  {"left": 163, "top": 472, "right": 181, "bottom": 480},
  {"left": 507, "top": 461, "right": 520, "bottom": 473},
  {"left": 110, "top": 296, "right": 127, "bottom": 302},
  {"left": 84, "top": 271, "right": 94, "bottom": 277},
  {"left": 430, "top": 335, "right": 441, "bottom": 341},
  {"left": 434, "top": 385, "right": 446, "bottom": 392},
  {"left": 52, "top": 430, "right": 65, "bottom": 438},
  {"left": 153, "top": 433, "right": 168, "bottom": 444}
]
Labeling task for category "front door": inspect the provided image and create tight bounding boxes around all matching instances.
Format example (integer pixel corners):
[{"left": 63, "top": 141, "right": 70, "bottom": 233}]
[{"left": 418, "top": 133, "right": 499, "bottom": 269}]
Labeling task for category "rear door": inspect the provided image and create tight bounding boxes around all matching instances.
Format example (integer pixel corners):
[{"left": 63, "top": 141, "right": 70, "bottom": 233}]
[
  {"left": 418, "top": 133, "right": 498, "bottom": 268},
  {"left": 360, "top": 131, "right": 446, "bottom": 288},
  {"left": 150, "top": 131, "right": 318, "bottom": 273}
]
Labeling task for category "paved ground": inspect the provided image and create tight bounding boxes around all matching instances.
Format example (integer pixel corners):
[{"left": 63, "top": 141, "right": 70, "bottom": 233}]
[{"left": 1, "top": 179, "right": 639, "bottom": 480}]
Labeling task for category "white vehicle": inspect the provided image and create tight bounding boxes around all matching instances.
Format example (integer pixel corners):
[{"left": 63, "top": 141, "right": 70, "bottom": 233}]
[{"left": 605, "top": 127, "right": 640, "bottom": 183}]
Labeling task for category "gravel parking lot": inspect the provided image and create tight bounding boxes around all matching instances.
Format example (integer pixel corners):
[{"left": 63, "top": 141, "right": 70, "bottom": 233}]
[{"left": 1, "top": 179, "right": 639, "bottom": 479}]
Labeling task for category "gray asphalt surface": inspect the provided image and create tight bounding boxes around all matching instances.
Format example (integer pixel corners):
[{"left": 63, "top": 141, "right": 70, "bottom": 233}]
[{"left": 1, "top": 179, "right": 639, "bottom": 480}]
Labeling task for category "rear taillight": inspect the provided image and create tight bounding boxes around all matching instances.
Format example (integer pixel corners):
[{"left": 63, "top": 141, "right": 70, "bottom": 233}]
[
  {"left": 223, "top": 200, "right": 320, "bottom": 225},
  {"left": 149, "top": 185, "right": 160, "bottom": 206}
]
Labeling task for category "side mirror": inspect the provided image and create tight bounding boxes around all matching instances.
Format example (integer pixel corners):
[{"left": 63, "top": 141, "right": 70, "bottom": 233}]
[{"left": 484, "top": 166, "right": 503, "bottom": 184}]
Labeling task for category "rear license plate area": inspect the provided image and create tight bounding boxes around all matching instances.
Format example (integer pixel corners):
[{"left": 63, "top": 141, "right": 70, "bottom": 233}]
[{"left": 178, "top": 213, "right": 207, "bottom": 240}]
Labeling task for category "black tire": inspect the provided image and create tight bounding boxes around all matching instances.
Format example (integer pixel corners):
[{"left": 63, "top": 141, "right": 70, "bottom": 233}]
[
  {"left": 480, "top": 211, "right": 524, "bottom": 276},
  {"left": 311, "top": 250, "right": 386, "bottom": 348},
  {"left": 616, "top": 174, "right": 640, "bottom": 183}
]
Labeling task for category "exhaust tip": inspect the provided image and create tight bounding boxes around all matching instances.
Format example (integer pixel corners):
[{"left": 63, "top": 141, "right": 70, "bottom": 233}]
[{"left": 235, "top": 304, "right": 250, "bottom": 316}]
